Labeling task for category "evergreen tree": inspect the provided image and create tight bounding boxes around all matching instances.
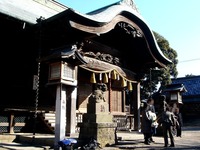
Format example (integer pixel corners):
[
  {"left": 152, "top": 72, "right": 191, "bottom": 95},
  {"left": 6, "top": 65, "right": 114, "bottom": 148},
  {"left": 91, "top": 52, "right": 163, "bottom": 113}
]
[{"left": 140, "top": 31, "right": 178, "bottom": 99}]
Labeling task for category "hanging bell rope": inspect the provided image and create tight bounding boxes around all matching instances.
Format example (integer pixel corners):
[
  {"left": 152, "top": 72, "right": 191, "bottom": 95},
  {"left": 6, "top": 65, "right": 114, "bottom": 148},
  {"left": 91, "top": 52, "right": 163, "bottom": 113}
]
[{"left": 90, "top": 72, "right": 96, "bottom": 83}]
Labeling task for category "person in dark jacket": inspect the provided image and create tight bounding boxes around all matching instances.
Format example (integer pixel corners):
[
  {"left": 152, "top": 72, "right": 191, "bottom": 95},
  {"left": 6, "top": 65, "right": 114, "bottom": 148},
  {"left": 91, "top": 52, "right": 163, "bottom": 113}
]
[
  {"left": 174, "top": 107, "right": 183, "bottom": 137},
  {"left": 141, "top": 100, "right": 152, "bottom": 145},
  {"left": 146, "top": 98, "right": 156, "bottom": 143},
  {"left": 161, "top": 106, "right": 175, "bottom": 147}
]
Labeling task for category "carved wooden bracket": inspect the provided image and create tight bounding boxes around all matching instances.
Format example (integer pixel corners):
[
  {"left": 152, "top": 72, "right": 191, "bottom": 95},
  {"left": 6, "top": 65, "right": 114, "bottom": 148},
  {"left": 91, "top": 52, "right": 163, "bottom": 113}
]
[{"left": 82, "top": 51, "right": 122, "bottom": 66}]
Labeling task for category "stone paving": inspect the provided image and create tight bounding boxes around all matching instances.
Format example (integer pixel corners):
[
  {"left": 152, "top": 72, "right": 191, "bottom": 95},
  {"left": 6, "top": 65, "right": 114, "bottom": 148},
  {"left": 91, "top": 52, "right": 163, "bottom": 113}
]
[
  {"left": 105, "top": 126, "right": 200, "bottom": 150},
  {"left": 0, "top": 126, "right": 200, "bottom": 150}
]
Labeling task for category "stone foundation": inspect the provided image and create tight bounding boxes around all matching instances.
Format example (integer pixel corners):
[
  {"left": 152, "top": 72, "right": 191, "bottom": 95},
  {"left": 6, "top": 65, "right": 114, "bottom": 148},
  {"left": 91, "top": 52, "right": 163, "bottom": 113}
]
[
  {"left": 78, "top": 122, "right": 117, "bottom": 147},
  {"left": 78, "top": 103, "right": 117, "bottom": 147}
]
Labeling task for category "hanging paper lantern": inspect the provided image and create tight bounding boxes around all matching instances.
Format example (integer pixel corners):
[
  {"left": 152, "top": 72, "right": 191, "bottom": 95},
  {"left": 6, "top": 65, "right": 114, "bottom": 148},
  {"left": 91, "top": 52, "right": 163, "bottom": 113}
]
[
  {"left": 90, "top": 73, "right": 96, "bottom": 83},
  {"left": 103, "top": 73, "right": 108, "bottom": 83},
  {"left": 121, "top": 78, "right": 127, "bottom": 87},
  {"left": 128, "top": 82, "right": 133, "bottom": 91},
  {"left": 111, "top": 70, "right": 117, "bottom": 80}
]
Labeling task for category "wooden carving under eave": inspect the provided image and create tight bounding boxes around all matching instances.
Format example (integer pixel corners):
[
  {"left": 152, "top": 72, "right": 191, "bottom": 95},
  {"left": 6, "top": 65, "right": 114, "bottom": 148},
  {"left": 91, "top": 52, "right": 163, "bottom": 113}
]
[{"left": 82, "top": 51, "right": 122, "bottom": 66}]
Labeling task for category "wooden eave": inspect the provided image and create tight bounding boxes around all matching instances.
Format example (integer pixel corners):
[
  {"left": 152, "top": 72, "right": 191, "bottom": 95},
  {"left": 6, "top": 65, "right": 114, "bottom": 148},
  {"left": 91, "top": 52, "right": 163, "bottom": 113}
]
[{"left": 0, "top": 0, "right": 67, "bottom": 24}]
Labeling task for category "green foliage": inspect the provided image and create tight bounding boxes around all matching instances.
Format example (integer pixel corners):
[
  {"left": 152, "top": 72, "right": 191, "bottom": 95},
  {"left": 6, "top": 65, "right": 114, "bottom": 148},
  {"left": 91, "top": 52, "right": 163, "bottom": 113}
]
[
  {"left": 140, "top": 31, "right": 178, "bottom": 99},
  {"left": 153, "top": 31, "right": 178, "bottom": 80}
]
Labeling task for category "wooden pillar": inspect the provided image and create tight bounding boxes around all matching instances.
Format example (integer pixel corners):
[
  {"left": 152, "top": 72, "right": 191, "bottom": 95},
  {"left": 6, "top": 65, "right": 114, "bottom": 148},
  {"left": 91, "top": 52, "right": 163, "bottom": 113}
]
[
  {"left": 9, "top": 112, "right": 14, "bottom": 134},
  {"left": 66, "top": 87, "right": 77, "bottom": 136},
  {"left": 54, "top": 84, "right": 66, "bottom": 149},
  {"left": 108, "top": 78, "right": 112, "bottom": 112},
  {"left": 122, "top": 90, "right": 125, "bottom": 112},
  {"left": 133, "top": 82, "right": 140, "bottom": 131}
]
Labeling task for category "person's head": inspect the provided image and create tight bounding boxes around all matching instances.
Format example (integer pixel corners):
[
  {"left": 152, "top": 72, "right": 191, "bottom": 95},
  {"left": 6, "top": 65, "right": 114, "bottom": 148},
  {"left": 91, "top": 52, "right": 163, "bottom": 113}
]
[
  {"left": 175, "top": 108, "right": 179, "bottom": 113},
  {"left": 147, "top": 97, "right": 154, "bottom": 105},
  {"left": 141, "top": 99, "right": 148, "bottom": 111}
]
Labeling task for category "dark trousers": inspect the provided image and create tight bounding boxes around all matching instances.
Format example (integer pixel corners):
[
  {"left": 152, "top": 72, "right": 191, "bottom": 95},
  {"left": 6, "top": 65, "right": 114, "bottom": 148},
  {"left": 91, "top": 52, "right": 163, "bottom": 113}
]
[
  {"left": 144, "top": 133, "right": 151, "bottom": 143},
  {"left": 177, "top": 126, "right": 182, "bottom": 137},
  {"left": 162, "top": 124, "right": 174, "bottom": 146},
  {"left": 149, "top": 127, "right": 156, "bottom": 142}
]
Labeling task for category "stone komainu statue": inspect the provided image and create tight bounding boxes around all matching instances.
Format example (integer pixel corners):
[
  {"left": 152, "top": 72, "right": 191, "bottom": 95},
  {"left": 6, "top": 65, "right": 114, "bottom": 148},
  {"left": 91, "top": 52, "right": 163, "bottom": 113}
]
[
  {"left": 95, "top": 83, "right": 108, "bottom": 92},
  {"left": 89, "top": 83, "right": 108, "bottom": 103}
]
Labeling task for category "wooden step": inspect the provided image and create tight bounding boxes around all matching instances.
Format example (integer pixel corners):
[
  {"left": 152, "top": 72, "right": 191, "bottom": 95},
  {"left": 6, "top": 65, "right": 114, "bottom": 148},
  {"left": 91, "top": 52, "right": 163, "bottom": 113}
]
[{"left": 44, "top": 113, "right": 55, "bottom": 117}]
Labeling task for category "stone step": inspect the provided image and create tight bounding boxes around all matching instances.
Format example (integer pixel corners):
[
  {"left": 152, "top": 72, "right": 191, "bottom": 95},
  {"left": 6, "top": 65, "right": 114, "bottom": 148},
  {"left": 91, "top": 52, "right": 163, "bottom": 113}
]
[
  {"left": 46, "top": 119, "right": 55, "bottom": 123},
  {"left": 0, "top": 134, "right": 16, "bottom": 143},
  {"left": 49, "top": 123, "right": 55, "bottom": 127},
  {"left": 44, "top": 116, "right": 55, "bottom": 120}
]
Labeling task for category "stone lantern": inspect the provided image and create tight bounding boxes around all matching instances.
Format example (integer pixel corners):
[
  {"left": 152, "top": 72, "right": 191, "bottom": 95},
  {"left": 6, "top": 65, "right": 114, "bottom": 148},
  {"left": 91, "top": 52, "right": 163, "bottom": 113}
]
[
  {"left": 41, "top": 44, "right": 87, "bottom": 149},
  {"left": 163, "top": 83, "right": 187, "bottom": 111},
  {"left": 48, "top": 61, "right": 77, "bottom": 86}
]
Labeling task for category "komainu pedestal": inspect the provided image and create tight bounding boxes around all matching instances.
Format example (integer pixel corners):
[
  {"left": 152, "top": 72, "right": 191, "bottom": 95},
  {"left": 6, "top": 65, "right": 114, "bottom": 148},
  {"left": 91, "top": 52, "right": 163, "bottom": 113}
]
[{"left": 78, "top": 84, "right": 117, "bottom": 147}]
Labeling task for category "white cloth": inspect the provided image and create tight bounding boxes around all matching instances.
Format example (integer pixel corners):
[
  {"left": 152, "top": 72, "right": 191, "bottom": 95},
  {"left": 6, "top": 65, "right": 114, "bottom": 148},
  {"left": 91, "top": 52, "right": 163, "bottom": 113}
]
[{"left": 146, "top": 110, "right": 158, "bottom": 128}]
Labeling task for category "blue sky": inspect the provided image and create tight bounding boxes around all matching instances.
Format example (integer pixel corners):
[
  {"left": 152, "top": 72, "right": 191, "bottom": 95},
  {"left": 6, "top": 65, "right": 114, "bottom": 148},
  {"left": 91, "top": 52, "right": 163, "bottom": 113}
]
[{"left": 58, "top": 0, "right": 200, "bottom": 77}]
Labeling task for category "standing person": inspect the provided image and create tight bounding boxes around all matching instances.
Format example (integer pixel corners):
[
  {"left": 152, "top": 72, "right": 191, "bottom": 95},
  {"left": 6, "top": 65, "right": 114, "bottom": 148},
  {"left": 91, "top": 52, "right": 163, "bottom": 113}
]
[
  {"left": 161, "top": 106, "right": 176, "bottom": 147},
  {"left": 174, "top": 108, "right": 183, "bottom": 137},
  {"left": 146, "top": 98, "right": 156, "bottom": 143},
  {"left": 146, "top": 98, "right": 155, "bottom": 113},
  {"left": 141, "top": 100, "right": 152, "bottom": 145}
]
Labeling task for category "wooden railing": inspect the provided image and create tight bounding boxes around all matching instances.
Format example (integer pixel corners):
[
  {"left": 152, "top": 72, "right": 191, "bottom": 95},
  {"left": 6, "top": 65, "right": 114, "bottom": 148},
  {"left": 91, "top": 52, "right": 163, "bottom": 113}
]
[
  {"left": 75, "top": 113, "right": 134, "bottom": 132},
  {"left": 0, "top": 111, "right": 135, "bottom": 133}
]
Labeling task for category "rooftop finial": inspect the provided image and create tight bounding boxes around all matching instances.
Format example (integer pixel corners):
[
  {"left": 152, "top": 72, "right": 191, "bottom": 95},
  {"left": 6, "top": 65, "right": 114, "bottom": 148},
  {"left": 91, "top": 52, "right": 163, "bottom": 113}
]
[{"left": 120, "top": 0, "right": 139, "bottom": 12}]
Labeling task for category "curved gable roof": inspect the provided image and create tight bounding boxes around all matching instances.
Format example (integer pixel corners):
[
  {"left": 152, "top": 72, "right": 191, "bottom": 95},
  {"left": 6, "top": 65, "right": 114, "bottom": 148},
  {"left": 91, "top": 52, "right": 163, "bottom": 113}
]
[
  {"left": 67, "top": 2, "right": 172, "bottom": 67},
  {"left": 36, "top": 1, "right": 172, "bottom": 73}
]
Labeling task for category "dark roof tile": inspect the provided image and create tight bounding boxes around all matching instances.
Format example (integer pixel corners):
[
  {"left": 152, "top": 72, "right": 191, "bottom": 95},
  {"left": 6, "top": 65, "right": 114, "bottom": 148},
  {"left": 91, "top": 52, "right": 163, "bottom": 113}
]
[{"left": 172, "top": 76, "right": 200, "bottom": 96}]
